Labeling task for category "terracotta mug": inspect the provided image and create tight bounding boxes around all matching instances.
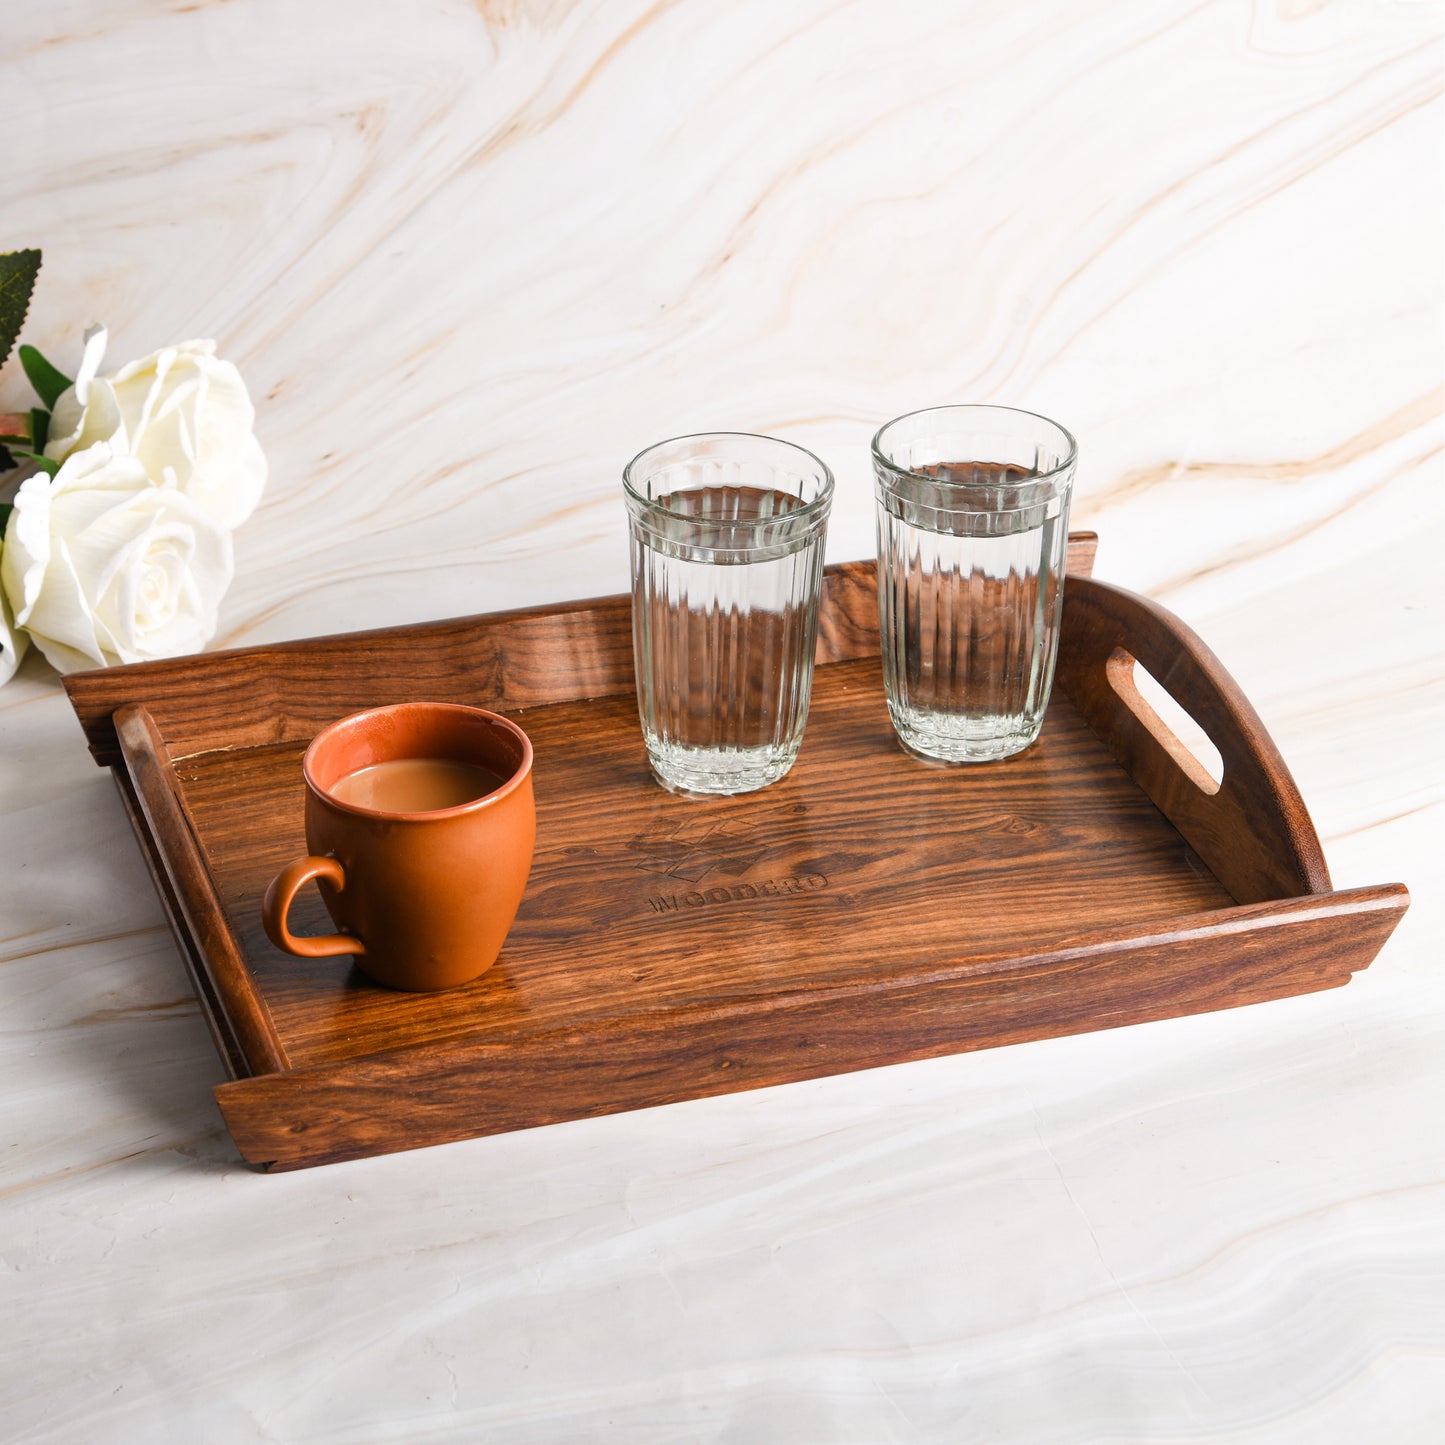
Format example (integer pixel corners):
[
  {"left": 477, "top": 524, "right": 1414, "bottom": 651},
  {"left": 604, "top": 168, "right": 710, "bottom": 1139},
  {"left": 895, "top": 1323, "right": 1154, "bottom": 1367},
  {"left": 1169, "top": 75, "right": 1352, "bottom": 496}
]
[{"left": 262, "top": 702, "right": 535, "bottom": 991}]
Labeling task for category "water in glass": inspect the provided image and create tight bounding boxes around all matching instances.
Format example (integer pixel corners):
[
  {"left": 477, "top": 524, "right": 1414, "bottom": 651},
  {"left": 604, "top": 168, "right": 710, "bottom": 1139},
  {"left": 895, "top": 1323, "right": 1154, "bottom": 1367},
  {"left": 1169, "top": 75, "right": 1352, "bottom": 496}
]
[
  {"left": 631, "top": 484, "right": 826, "bottom": 794},
  {"left": 877, "top": 462, "right": 1068, "bottom": 761}
]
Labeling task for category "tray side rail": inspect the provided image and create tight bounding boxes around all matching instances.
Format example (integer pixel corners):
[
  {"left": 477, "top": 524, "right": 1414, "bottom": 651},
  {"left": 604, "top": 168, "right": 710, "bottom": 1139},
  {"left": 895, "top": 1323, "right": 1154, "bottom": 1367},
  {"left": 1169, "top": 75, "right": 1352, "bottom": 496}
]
[
  {"left": 112, "top": 768, "right": 252, "bottom": 1081},
  {"left": 114, "top": 704, "right": 290, "bottom": 1076},
  {"left": 1056, "top": 575, "right": 1332, "bottom": 905},
  {"left": 215, "top": 884, "right": 1408, "bottom": 1170},
  {"left": 66, "top": 537, "right": 1099, "bottom": 768}
]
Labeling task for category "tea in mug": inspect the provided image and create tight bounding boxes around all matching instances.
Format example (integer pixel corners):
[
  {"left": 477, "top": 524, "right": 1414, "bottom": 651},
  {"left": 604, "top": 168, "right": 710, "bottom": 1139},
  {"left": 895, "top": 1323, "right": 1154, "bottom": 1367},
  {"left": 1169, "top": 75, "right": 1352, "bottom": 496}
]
[{"left": 330, "top": 758, "right": 507, "bottom": 812}]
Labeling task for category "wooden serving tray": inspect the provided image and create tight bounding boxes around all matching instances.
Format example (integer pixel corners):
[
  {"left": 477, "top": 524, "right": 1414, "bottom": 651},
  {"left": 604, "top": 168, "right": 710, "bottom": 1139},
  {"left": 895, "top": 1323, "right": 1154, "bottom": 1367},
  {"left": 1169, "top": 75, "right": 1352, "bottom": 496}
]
[{"left": 65, "top": 535, "right": 1408, "bottom": 1171}]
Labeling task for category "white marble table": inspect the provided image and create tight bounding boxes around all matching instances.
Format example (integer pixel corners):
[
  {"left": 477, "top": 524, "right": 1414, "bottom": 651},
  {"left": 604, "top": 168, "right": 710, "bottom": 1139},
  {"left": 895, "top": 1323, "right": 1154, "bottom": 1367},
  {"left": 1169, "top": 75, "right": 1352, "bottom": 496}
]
[{"left": 3, "top": 2, "right": 1442, "bottom": 1439}]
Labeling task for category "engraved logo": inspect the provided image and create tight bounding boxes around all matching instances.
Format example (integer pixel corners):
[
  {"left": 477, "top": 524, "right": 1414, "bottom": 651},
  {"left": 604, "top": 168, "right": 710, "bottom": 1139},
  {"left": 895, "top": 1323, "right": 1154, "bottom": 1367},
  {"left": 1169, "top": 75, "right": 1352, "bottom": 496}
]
[
  {"left": 626, "top": 816, "right": 772, "bottom": 883},
  {"left": 626, "top": 807, "right": 832, "bottom": 917},
  {"left": 646, "top": 874, "right": 829, "bottom": 914}
]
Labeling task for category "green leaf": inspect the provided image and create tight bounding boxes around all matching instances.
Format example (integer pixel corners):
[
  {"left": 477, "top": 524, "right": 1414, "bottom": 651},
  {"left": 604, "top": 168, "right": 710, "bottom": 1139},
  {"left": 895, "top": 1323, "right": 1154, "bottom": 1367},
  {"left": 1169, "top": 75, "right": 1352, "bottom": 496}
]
[
  {"left": 20, "top": 345, "right": 71, "bottom": 411},
  {"left": 0, "top": 501, "right": 11, "bottom": 534},
  {"left": 0, "top": 249, "right": 41, "bottom": 376},
  {"left": 30, "top": 407, "right": 49, "bottom": 452},
  {"left": 10, "top": 450, "right": 58, "bottom": 478}
]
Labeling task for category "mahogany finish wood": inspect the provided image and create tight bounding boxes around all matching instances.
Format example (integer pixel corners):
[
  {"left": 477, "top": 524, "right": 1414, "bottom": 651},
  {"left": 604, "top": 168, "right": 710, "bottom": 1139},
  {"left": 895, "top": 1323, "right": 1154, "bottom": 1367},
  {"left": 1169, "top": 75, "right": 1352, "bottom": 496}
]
[
  {"left": 221, "top": 885, "right": 1407, "bottom": 1171},
  {"left": 180, "top": 665, "right": 1239, "bottom": 1073},
  {"left": 1055, "top": 577, "right": 1332, "bottom": 905},
  {"left": 112, "top": 769, "right": 252, "bottom": 1081},
  {"left": 63, "top": 536, "right": 1409, "bottom": 1170},
  {"left": 114, "top": 704, "right": 289, "bottom": 1076}
]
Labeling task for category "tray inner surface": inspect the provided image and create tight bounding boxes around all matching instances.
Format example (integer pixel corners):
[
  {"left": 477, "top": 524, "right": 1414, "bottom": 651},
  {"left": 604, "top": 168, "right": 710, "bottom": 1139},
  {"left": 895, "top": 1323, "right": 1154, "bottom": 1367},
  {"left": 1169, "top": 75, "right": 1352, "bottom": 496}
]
[{"left": 177, "top": 655, "right": 1235, "bottom": 1071}]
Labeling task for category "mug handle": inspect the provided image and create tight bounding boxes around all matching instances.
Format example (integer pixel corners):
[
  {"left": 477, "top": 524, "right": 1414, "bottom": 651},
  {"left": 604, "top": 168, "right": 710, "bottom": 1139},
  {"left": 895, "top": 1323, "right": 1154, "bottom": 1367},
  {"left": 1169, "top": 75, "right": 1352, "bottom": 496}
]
[{"left": 261, "top": 856, "right": 367, "bottom": 958}]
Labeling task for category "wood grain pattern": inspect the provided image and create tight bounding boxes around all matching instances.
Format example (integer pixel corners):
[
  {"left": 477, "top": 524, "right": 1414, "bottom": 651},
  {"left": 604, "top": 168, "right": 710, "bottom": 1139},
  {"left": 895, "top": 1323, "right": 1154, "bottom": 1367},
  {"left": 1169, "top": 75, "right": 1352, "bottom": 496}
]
[
  {"left": 111, "top": 769, "right": 252, "bottom": 1082},
  {"left": 218, "top": 885, "right": 1408, "bottom": 1171},
  {"left": 84, "top": 546, "right": 1410, "bottom": 1169},
  {"left": 1055, "top": 576, "right": 1332, "bottom": 904},
  {"left": 179, "top": 660, "right": 1237, "bottom": 1072},
  {"left": 114, "top": 705, "right": 289, "bottom": 1076}
]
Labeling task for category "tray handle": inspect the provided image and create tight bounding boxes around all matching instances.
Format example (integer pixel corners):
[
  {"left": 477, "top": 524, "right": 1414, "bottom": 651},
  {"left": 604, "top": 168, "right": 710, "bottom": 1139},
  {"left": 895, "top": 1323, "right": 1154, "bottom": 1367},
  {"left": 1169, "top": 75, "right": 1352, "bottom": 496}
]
[
  {"left": 114, "top": 703, "right": 290, "bottom": 1076},
  {"left": 1056, "top": 576, "right": 1331, "bottom": 905}
]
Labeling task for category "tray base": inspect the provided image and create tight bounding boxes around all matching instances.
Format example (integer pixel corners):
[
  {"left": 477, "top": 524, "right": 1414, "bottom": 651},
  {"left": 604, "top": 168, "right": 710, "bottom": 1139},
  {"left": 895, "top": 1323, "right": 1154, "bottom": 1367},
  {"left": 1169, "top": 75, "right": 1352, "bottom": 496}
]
[{"left": 181, "top": 656, "right": 1237, "bottom": 1074}]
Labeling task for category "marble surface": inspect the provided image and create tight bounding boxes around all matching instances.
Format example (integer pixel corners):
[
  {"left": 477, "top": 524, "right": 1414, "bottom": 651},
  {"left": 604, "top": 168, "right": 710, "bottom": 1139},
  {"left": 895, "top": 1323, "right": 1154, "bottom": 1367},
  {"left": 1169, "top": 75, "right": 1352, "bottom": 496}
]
[{"left": 2, "top": 1, "right": 1442, "bottom": 1439}]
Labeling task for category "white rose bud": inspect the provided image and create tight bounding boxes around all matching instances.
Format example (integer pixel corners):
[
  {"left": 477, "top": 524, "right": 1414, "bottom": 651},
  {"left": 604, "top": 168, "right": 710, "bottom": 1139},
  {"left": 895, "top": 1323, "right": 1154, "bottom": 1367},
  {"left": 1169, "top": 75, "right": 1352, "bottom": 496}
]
[
  {"left": 46, "top": 327, "right": 267, "bottom": 529},
  {"left": 1, "top": 442, "right": 234, "bottom": 673}
]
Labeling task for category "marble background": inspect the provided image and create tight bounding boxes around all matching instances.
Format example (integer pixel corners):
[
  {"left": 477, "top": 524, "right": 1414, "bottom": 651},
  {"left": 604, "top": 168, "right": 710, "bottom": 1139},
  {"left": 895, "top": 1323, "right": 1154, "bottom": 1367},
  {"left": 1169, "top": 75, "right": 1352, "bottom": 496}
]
[{"left": 2, "top": 0, "right": 1442, "bottom": 1439}]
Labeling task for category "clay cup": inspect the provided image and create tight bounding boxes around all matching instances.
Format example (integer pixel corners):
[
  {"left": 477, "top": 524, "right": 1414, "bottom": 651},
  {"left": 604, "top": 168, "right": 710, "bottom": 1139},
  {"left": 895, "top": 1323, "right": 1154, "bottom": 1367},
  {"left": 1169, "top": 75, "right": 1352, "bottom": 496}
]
[{"left": 262, "top": 702, "right": 535, "bottom": 991}]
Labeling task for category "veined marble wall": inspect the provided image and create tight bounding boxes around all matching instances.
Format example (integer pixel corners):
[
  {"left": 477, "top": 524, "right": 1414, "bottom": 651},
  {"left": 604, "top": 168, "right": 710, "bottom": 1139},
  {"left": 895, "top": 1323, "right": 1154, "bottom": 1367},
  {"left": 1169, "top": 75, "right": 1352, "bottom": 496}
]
[
  {"left": 2, "top": 3, "right": 1441, "bottom": 1440},
  {"left": 7, "top": 1, "right": 1439, "bottom": 638}
]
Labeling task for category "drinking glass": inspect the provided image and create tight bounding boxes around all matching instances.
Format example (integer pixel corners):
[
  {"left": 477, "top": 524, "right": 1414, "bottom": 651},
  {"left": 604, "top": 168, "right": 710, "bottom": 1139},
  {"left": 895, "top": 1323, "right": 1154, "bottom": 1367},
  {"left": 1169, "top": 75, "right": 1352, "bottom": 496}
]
[
  {"left": 872, "top": 405, "right": 1077, "bottom": 762},
  {"left": 625, "top": 433, "right": 834, "bottom": 795}
]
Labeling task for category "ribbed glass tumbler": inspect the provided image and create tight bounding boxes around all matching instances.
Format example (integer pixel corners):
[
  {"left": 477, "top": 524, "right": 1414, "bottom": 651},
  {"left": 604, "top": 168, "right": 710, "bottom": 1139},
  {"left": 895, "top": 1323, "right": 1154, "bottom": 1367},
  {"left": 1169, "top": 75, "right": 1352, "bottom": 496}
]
[
  {"left": 625, "top": 433, "right": 834, "bottom": 796},
  {"left": 873, "top": 405, "right": 1077, "bottom": 762}
]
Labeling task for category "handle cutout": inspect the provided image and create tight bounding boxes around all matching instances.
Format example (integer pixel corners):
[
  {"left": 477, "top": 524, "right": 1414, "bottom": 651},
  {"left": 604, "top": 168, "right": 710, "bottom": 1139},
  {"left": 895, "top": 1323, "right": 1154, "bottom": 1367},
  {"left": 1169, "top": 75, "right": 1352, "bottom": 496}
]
[{"left": 1106, "top": 648, "right": 1224, "bottom": 795}]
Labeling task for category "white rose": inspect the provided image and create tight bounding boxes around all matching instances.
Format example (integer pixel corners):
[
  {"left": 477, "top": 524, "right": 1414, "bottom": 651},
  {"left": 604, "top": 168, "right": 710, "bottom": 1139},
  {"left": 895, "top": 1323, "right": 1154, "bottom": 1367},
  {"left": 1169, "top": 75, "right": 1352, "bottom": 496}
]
[
  {"left": 1, "top": 442, "right": 234, "bottom": 673},
  {"left": 0, "top": 546, "right": 28, "bottom": 687},
  {"left": 45, "top": 326, "right": 266, "bottom": 528}
]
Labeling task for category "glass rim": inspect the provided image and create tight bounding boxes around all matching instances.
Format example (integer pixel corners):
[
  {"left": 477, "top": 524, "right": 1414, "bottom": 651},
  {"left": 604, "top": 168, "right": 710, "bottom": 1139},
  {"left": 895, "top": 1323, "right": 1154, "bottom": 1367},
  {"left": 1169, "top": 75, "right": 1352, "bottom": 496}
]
[
  {"left": 623, "top": 430, "right": 836, "bottom": 522},
  {"left": 870, "top": 405, "right": 1078, "bottom": 489}
]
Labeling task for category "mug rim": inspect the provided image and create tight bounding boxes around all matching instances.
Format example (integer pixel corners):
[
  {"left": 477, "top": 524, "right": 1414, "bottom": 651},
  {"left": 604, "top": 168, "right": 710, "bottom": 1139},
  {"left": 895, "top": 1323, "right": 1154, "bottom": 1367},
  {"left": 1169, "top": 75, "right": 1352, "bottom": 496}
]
[
  {"left": 302, "top": 702, "right": 534, "bottom": 823},
  {"left": 622, "top": 430, "right": 835, "bottom": 525},
  {"left": 871, "top": 404, "right": 1078, "bottom": 489}
]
